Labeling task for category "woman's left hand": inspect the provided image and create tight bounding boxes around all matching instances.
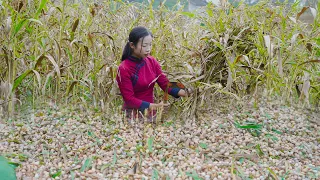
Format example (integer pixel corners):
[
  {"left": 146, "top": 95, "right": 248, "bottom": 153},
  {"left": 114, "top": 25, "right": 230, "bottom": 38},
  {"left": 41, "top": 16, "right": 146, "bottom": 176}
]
[{"left": 178, "top": 89, "right": 187, "bottom": 97}]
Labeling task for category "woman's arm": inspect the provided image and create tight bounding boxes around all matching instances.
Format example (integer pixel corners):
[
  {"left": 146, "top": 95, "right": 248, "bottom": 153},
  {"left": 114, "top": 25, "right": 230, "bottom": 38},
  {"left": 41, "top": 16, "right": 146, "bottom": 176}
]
[
  {"left": 116, "top": 66, "right": 150, "bottom": 110},
  {"left": 151, "top": 57, "right": 182, "bottom": 98}
]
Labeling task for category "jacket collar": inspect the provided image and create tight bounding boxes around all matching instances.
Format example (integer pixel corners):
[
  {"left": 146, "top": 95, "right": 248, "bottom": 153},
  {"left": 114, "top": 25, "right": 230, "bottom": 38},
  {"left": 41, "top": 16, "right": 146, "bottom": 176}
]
[{"left": 128, "top": 55, "right": 143, "bottom": 62}]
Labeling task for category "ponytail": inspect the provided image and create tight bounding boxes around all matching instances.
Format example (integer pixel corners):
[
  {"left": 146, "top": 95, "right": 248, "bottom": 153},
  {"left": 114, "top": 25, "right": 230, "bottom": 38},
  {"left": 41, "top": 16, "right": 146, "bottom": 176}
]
[{"left": 121, "top": 42, "right": 131, "bottom": 61}]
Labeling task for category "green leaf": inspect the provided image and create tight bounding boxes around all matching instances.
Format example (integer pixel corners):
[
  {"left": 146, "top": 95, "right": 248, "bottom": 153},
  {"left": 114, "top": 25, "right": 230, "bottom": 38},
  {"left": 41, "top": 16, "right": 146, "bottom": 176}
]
[
  {"left": 0, "top": 156, "right": 16, "bottom": 180},
  {"left": 315, "top": 38, "right": 320, "bottom": 45},
  {"left": 114, "top": 136, "right": 123, "bottom": 142},
  {"left": 51, "top": 169, "right": 61, "bottom": 178},
  {"left": 12, "top": 70, "right": 32, "bottom": 92},
  {"left": 186, "top": 171, "right": 203, "bottom": 180},
  {"left": 12, "top": 18, "right": 28, "bottom": 38},
  {"left": 8, "top": 162, "right": 20, "bottom": 169},
  {"left": 80, "top": 158, "right": 92, "bottom": 172},
  {"left": 152, "top": 169, "right": 159, "bottom": 180},
  {"left": 71, "top": 171, "right": 75, "bottom": 180},
  {"left": 180, "top": 12, "right": 195, "bottom": 18},
  {"left": 255, "top": 144, "right": 264, "bottom": 157},
  {"left": 112, "top": 150, "right": 117, "bottom": 167},
  {"left": 235, "top": 122, "right": 262, "bottom": 129},
  {"left": 101, "top": 163, "right": 111, "bottom": 171},
  {"left": 199, "top": 142, "right": 208, "bottom": 149},
  {"left": 271, "top": 128, "right": 282, "bottom": 134},
  {"left": 238, "top": 157, "right": 244, "bottom": 163},
  {"left": 147, "top": 137, "right": 154, "bottom": 153},
  {"left": 36, "top": 0, "right": 48, "bottom": 18},
  {"left": 267, "top": 167, "right": 279, "bottom": 179},
  {"left": 249, "top": 129, "right": 262, "bottom": 137},
  {"left": 286, "top": 61, "right": 297, "bottom": 65},
  {"left": 206, "top": 2, "right": 214, "bottom": 17},
  {"left": 265, "top": 134, "right": 279, "bottom": 142},
  {"left": 265, "top": 113, "right": 272, "bottom": 119}
]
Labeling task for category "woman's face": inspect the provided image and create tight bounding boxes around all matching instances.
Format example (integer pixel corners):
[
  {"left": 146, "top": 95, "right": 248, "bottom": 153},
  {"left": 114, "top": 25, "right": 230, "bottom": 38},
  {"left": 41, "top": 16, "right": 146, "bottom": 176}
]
[{"left": 130, "top": 35, "right": 152, "bottom": 59}]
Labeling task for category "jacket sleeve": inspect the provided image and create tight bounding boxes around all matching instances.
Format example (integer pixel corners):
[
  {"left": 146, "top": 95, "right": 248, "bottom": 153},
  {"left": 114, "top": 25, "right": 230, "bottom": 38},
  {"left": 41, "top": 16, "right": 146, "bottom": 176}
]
[
  {"left": 152, "top": 58, "right": 180, "bottom": 98},
  {"left": 116, "top": 65, "right": 150, "bottom": 110}
]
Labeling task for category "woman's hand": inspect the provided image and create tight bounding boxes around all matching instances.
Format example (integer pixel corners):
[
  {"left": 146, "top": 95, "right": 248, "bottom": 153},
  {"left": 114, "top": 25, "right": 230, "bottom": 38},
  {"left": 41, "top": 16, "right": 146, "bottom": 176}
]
[
  {"left": 178, "top": 88, "right": 193, "bottom": 97},
  {"left": 178, "top": 89, "right": 187, "bottom": 97}
]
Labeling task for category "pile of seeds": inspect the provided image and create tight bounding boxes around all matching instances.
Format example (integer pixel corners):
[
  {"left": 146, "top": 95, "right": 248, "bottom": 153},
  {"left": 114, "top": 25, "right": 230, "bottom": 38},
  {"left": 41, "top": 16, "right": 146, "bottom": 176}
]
[{"left": 0, "top": 100, "right": 319, "bottom": 179}]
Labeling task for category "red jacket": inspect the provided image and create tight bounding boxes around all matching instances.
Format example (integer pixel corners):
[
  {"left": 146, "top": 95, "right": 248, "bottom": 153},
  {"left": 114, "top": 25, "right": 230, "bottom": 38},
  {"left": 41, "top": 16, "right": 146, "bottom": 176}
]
[{"left": 116, "top": 55, "right": 179, "bottom": 111}]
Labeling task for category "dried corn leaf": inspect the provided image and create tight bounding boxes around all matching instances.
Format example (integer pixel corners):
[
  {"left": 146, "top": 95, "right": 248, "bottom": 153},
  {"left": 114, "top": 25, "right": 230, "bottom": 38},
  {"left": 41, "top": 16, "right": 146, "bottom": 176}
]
[{"left": 263, "top": 35, "right": 274, "bottom": 57}]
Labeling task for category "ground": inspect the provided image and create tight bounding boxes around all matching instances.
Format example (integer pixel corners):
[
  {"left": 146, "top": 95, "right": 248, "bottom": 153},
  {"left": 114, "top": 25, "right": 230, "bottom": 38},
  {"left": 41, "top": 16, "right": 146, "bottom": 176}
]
[{"left": 0, "top": 99, "right": 319, "bottom": 179}]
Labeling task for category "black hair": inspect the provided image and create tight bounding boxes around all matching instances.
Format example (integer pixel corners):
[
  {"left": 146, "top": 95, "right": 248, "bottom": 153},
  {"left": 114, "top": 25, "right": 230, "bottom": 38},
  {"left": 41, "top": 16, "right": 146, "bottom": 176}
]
[{"left": 121, "top": 26, "right": 153, "bottom": 61}]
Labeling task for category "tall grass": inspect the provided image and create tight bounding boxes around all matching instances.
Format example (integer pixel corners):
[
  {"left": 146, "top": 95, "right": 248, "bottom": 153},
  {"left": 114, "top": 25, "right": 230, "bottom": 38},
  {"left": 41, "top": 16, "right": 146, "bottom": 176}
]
[{"left": 0, "top": 0, "right": 319, "bottom": 119}]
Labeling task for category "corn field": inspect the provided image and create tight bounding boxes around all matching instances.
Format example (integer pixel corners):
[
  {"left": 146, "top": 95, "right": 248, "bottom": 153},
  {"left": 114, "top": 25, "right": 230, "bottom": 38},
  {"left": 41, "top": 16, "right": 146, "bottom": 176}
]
[{"left": 1, "top": 0, "right": 319, "bottom": 119}]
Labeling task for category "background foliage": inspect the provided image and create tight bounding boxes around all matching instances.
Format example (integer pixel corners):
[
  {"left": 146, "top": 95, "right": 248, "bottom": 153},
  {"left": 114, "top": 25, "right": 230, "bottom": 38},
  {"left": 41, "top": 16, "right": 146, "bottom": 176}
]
[{"left": 0, "top": 0, "right": 319, "bottom": 119}]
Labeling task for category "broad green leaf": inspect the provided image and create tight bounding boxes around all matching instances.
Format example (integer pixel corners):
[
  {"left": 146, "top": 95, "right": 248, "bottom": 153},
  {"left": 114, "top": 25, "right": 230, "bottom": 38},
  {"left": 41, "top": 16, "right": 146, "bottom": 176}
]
[
  {"left": 80, "top": 158, "right": 92, "bottom": 172},
  {"left": 36, "top": 0, "right": 48, "bottom": 18},
  {"left": 250, "top": 129, "right": 262, "bottom": 137},
  {"left": 12, "top": 18, "right": 27, "bottom": 38},
  {"left": 71, "top": 171, "right": 75, "bottom": 180},
  {"left": 8, "top": 162, "right": 20, "bottom": 169},
  {"left": 265, "top": 134, "right": 279, "bottom": 142},
  {"left": 152, "top": 169, "right": 159, "bottom": 180},
  {"left": 206, "top": 2, "right": 214, "bottom": 17},
  {"left": 12, "top": 70, "right": 32, "bottom": 92},
  {"left": 180, "top": 12, "right": 195, "bottom": 18},
  {"left": 236, "top": 166, "right": 246, "bottom": 179},
  {"left": 64, "top": 47, "right": 73, "bottom": 62},
  {"left": 286, "top": 61, "right": 297, "bottom": 65},
  {"left": 13, "top": 69, "right": 41, "bottom": 92},
  {"left": 255, "top": 144, "right": 264, "bottom": 157},
  {"left": 267, "top": 167, "right": 279, "bottom": 179},
  {"left": 186, "top": 171, "right": 203, "bottom": 180},
  {"left": 199, "top": 142, "right": 208, "bottom": 149},
  {"left": 51, "top": 169, "right": 61, "bottom": 178},
  {"left": 235, "top": 122, "right": 262, "bottom": 129},
  {"left": 114, "top": 136, "right": 123, "bottom": 142},
  {"left": 112, "top": 150, "right": 117, "bottom": 167},
  {"left": 147, "top": 137, "right": 154, "bottom": 153},
  {"left": 0, "top": 156, "right": 16, "bottom": 180},
  {"left": 238, "top": 157, "right": 244, "bottom": 163},
  {"left": 271, "top": 128, "right": 282, "bottom": 134},
  {"left": 265, "top": 113, "right": 272, "bottom": 119}
]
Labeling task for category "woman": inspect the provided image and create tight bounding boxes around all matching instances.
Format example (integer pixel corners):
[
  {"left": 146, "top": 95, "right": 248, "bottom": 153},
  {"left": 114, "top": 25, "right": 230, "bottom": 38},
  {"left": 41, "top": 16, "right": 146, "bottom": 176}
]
[{"left": 116, "top": 26, "right": 187, "bottom": 122}]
